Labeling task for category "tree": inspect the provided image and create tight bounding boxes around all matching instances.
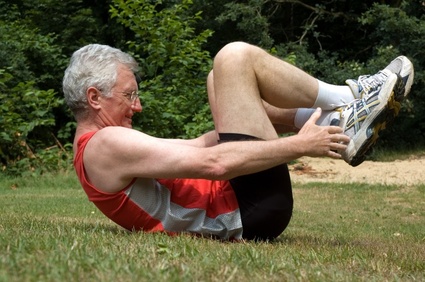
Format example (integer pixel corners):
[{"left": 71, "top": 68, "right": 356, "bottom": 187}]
[
  {"left": 0, "top": 0, "right": 129, "bottom": 174},
  {"left": 0, "top": 9, "right": 69, "bottom": 174},
  {"left": 359, "top": 2, "right": 425, "bottom": 147},
  {"left": 1, "top": 0, "right": 424, "bottom": 175},
  {"left": 0, "top": 68, "right": 68, "bottom": 175},
  {"left": 190, "top": 0, "right": 425, "bottom": 149},
  {"left": 111, "top": 0, "right": 214, "bottom": 138}
]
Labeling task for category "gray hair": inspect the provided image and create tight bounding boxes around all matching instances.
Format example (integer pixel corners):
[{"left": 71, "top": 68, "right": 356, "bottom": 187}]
[{"left": 62, "top": 44, "right": 139, "bottom": 120}]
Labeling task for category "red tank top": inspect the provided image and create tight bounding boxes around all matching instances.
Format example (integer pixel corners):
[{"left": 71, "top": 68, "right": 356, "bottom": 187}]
[{"left": 74, "top": 131, "right": 243, "bottom": 239}]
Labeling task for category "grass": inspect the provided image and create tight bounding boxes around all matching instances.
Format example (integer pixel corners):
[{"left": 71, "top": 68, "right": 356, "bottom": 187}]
[
  {"left": 369, "top": 145, "right": 425, "bottom": 162},
  {"left": 1, "top": 172, "right": 424, "bottom": 281}
]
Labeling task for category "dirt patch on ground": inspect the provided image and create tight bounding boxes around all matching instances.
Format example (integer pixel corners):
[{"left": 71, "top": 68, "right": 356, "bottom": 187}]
[{"left": 289, "top": 156, "right": 425, "bottom": 186}]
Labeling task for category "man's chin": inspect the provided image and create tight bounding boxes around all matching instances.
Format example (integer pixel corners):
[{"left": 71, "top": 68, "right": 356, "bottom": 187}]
[{"left": 123, "top": 120, "right": 133, "bottom": 128}]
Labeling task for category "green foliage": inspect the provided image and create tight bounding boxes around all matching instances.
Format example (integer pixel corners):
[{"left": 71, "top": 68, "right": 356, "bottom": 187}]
[
  {"left": 0, "top": 20, "right": 65, "bottom": 91},
  {"left": 0, "top": 0, "right": 119, "bottom": 175},
  {"left": 111, "top": 0, "right": 214, "bottom": 138},
  {"left": 216, "top": 0, "right": 274, "bottom": 48},
  {"left": 359, "top": 3, "right": 425, "bottom": 147},
  {"left": 0, "top": 69, "right": 71, "bottom": 175},
  {"left": 1, "top": 0, "right": 425, "bottom": 175},
  {"left": 221, "top": 1, "right": 425, "bottom": 149}
]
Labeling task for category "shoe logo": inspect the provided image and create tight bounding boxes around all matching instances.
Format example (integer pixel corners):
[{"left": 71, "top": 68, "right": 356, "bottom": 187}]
[{"left": 345, "top": 97, "right": 379, "bottom": 133}]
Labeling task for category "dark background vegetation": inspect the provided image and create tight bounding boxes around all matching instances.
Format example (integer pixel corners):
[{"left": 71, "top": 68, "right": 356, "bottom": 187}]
[{"left": 1, "top": 0, "right": 424, "bottom": 175}]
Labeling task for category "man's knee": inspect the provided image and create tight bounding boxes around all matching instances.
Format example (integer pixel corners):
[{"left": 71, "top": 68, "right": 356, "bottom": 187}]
[
  {"left": 207, "top": 70, "right": 215, "bottom": 100},
  {"left": 207, "top": 70, "right": 214, "bottom": 85},
  {"left": 214, "top": 41, "right": 253, "bottom": 68}
]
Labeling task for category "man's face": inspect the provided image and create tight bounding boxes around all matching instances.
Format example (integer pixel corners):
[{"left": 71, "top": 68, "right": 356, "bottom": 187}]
[{"left": 99, "top": 64, "right": 142, "bottom": 128}]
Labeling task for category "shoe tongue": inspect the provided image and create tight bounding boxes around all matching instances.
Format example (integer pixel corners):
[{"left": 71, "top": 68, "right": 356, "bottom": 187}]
[{"left": 345, "top": 79, "right": 361, "bottom": 99}]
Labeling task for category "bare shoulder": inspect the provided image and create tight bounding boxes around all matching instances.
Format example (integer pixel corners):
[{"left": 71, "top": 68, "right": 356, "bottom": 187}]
[
  {"left": 84, "top": 126, "right": 180, "bottom": 176},
  {"left": 94, "top": 126, "right": 150, "bottom": 141},
  {"left": 82, "top": 126, "right": 159, "bottom": 192},
  {"left": 85, "top": 126, "right": 162, "bottom": 167},
  {"left": 82, "top": 125, "right": 211, "bottom": 190},
  {"left": 88, "top": 126, "right": 155, "bottom": 150}
]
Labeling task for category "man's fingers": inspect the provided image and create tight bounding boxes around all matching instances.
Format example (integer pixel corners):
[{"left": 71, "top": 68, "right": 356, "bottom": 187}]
[
  {"left": 328, "top": 141, "right": 348, "bottom": 159},
  {"left": 327, "top": 150, "right": 343, "bottom": 159},
  {"left": 328, "top": 126, "right": 350, "bottom": 144},
  {"left": 328, "top": 125, "right": 344, "bottom": 134},
  {"left": 331, "top": 133, "right": 350, "bottom": 144},
  {"left": 307, "top": 107, "right": 322, "bottom": 124},
  {"left": 330, "top": 140, "right": 348, "bottom": 151}
]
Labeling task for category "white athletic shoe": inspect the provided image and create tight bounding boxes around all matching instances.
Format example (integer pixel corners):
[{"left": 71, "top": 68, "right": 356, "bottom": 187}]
[
  {"left": 346, "top": 56, "right": 414, "bottom": 102},
  {"left": 339, "top": 72, "right": 402, "bottom": 166},
  {"left": 383, "top": 55, "right": 414, "bottom": 101}
]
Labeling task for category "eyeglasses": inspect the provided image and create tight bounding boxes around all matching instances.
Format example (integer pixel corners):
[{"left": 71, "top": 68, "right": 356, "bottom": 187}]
[{"left": 116, "top": 90, "right": 140, "bottom": 102}]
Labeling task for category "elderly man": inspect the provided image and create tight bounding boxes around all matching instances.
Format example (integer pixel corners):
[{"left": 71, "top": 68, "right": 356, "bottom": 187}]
[{"left": 63, "top": 42, "right": 413, "bottom": 240}]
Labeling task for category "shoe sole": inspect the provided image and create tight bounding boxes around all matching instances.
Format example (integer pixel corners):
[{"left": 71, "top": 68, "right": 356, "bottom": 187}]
[
  {"left": 399, "top": 56, "right": 414, "bottom": 98},
  {"left": 343, "top": 74, "right": 402, "bottom": 166},
  {"left": 386, "top": 56, "right": 414, "bottom": 101}
]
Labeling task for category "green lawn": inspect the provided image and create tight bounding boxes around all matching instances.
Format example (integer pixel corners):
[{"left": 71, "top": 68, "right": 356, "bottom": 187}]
[{"left": 1, "top": 172, "right": 424, "bottom": 281}]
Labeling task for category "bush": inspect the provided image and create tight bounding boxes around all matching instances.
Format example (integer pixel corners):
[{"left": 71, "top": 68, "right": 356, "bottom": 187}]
[
  {"left": 0, "top": 69, "right": 71, "bottom": 175},
  {"left": 111, "top": 0, "right": 214, "bottom": 138}
]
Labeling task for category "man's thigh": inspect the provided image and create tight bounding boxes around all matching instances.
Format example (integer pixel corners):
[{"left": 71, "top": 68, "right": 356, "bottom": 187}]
[{"left": 219, "top": 133, "right": 293, "bottom": 241}]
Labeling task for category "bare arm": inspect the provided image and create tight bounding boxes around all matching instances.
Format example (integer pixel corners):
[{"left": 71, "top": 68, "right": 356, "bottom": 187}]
[
  {"left": 83, "top": 108, "right": 348, "bottom": 192},
  {"left": 160, "top": 130, "right": 218, "bottom": 147}
]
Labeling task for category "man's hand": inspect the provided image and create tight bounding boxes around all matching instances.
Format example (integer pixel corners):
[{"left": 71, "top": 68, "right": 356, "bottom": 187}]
[{"left": 297, "top": 108, "right": 350, "bottom": 159}]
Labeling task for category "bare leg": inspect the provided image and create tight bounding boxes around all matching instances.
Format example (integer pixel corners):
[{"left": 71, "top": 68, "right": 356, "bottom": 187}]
[
  {"left": 262, "top": 101, "right": 299, "bottom": 133},
  {"left": 208, "top": 42, "right": 318, "bottom": 140}
]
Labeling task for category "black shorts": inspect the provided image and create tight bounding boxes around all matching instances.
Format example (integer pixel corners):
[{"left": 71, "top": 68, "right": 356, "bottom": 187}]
[{"left": 218, "top": 133, "right": 293, "bottom": 241}]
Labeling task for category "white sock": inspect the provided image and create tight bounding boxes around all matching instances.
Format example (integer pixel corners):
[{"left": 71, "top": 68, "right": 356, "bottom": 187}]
[
  {"left": 294, "top": 108, "right": 341, "bottom": 129},
  {"left": 313, "top": 80, "right": 355, "bottom": 110}
]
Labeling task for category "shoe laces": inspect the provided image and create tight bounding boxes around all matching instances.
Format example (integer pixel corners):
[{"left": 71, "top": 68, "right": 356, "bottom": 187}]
[
  {"left": 346, "top": 70, "right": 390, "bottom": 100},
  {"left": 359, "top": 70, "right": 390, "bottom": 91}
]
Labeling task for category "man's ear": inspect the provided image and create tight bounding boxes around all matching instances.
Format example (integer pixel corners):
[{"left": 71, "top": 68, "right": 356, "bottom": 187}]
[{"left": 87, "top": 87, "right": 102, "bottom": 109}]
